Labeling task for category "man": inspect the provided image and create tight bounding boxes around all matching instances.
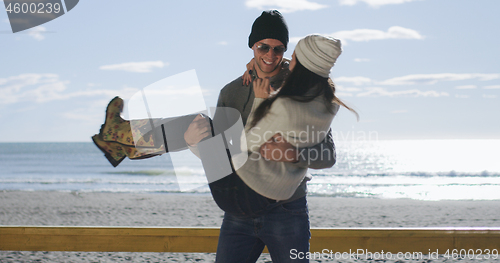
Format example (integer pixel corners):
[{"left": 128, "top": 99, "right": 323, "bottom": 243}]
[{"left": 184, "top": 10, "right": 336, "bottom": 262}]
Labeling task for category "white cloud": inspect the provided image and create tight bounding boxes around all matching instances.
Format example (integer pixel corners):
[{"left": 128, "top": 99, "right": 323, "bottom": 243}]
[
  {"left": 336, "top": 85, "right": 363, "bottom": 92},
  {"left": 339, "top": 0, "right": 421, "bottom": 8},
  {"left": 333, "top": 85, "right": 360, "bottom": 97},
  {"left": 28, "top": 26, "right": 46, "bottom": 41},
  {"left": 0, "top": 74, "right": 67, "bottom": 104},
  {"left": 0, "top": 73, "right": 137, "bottom": 104},
  {"left": 380, "top": 73, "right": 500, "bottom": 86},
  {"left": 117, "top": 85, "right": 144, "bottom": 101},
  {"left": 455, "top": 85, "right": 477, "bottom": 90},
  {"left": 63, "top": 88, "right": 138, "bottom": 100},
  {"left": 354, "top": 58, "right": 370, "bottom": 62},
  {"left": 333, "top": 73, "right": 500, "bottom": 98},
  {"left": 332, "top": 26, "right": 424, "bottom": 43},
  {"left": 62, "top": 111, "right": 101, "bottom": 122},
  {"left": 483, "top": 94, "right": 497, "bottom": 99},
  {"left": 335, "top": 76, "right": 373, "bottom": 85},
  {"left": 335, "top": 92, "right": 354, "bottom": 97},
  {"left": 455, "top": 94, "right": 470, "bottom": 99},
  {"left": 62, "top": 99, "right": 119, "bottom": 122},
  {"left": 245, "top": 0, "right": 327, "bottom": 13},
  {"left": 99, "top": 61, "right": 167, "bottom": 73},
  {"left": 357, "top": 87, "right": 449, "bottom": 97}
]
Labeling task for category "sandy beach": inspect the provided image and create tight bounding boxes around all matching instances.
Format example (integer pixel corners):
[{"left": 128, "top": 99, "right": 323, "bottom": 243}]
[{"left": 1, "top": 191, "right": 499, "bottom": 262}]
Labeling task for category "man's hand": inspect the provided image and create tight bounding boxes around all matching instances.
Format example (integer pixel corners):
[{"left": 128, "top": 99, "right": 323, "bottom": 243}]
[
  {"left": 259, "top": 133, "right": 298, "bottom": 162},
  {"left": 184, "top": 114, "right": 211, "bottom": 146}
]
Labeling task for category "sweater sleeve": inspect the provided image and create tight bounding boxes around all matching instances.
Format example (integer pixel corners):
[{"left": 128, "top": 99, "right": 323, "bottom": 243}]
[
  {"left": 292, "top": 103, "right": 340, "bottom": 169},
  {"left": 242, "top": 98, "right": 290, "bottom": 153}
]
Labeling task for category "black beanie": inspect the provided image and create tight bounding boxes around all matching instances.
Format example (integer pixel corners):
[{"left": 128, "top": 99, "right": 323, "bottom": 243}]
[{"left": 248, "top": 10, "right": 289, "bottom": 50}]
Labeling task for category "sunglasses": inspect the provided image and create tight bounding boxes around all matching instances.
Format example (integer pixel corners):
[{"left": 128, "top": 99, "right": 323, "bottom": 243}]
[{"left": 256, "top": 44, "right": 286, "bottom": 55}]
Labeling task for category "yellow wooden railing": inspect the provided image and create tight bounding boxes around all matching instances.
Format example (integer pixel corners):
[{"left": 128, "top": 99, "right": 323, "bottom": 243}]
[{"left": 1, "top": 227, "right": 500, "bottom": 254}]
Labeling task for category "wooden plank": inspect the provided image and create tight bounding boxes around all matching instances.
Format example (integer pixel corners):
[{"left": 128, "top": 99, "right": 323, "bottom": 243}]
[
  {"left": 0, "top": 227, "right": 220, "bottom": 252},
  {"left": 309, "top": 228, "right": 500, "bottom": 254},
  {"left": 1, "top": 226, "right": 500, "bottom": 253}
]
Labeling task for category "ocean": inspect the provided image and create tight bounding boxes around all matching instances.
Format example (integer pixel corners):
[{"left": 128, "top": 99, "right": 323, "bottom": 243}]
[{"left": 1, "top": 140, "right": 499, "bottom": 201}]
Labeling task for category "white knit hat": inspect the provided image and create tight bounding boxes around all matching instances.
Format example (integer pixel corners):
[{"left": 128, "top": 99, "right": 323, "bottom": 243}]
[{"left": 295, "top": 34, "right": 342, "bottom": 78}]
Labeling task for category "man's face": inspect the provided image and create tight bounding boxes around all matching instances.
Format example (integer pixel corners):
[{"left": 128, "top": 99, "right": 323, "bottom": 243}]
[{"left": 252, "top": 39, "right": 285, "bottom": 77}]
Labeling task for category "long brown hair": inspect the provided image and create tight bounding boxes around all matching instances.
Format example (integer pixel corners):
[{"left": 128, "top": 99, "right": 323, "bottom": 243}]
[{"left": 249, "top": 59, "right": 358, "bottom": 128}]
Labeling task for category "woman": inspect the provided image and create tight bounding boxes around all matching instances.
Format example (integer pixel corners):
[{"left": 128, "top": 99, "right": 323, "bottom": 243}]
[{"left": 233, "top": 34, "right": 358, "bottom": 201}]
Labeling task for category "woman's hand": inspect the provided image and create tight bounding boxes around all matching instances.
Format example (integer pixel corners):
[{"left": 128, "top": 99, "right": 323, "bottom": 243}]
[
  {"left": 253, "top": 77, "right": 272, "bottom": 99},
  {"left": 242, "top": 58, "right": 255, "bottom": 86}
]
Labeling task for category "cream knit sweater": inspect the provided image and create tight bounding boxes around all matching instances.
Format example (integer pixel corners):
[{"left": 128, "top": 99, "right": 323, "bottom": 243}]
[{"left": 236, "top": 97, "right": 338, "bottom": 200}]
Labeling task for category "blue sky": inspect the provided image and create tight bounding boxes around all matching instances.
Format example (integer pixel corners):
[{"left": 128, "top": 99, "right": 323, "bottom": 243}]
[{"left": 0, "top": 0, "right": 499, "bottom": 142}]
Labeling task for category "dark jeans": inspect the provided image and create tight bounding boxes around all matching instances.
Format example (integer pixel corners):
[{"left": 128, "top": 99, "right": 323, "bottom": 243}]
[{"left": 215, "top": 196, "right": 310, "bottom": 263}]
